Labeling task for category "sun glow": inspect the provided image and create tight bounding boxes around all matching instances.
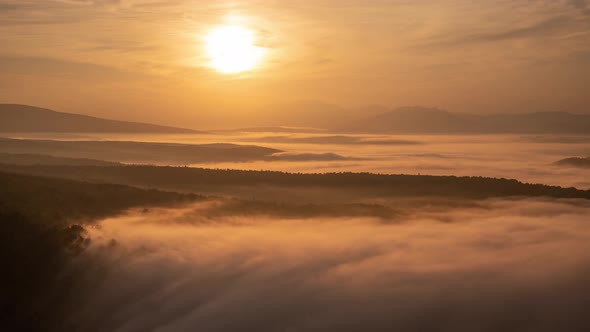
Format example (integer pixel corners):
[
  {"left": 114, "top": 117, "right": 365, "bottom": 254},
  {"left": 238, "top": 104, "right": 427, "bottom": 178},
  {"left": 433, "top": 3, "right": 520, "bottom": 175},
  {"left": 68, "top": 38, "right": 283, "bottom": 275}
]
[{"left": 204, "top": 25, "right": 265, "bottom": 74}]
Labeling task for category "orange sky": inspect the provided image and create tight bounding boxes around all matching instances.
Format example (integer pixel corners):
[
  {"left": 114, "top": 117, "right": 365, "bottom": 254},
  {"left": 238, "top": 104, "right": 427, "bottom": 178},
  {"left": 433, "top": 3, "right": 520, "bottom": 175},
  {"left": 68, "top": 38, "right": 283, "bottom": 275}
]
[{"left": 1, "top": 0, "right": 589, "bottom": 128}]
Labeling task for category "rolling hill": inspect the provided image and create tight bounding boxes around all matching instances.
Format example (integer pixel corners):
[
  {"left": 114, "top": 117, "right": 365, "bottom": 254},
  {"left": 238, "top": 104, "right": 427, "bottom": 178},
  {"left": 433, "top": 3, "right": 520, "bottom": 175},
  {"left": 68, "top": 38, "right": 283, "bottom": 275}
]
[
  {"left": 344, "top": 106, "right": 590, "bottom": 134},
  {"left": 0, "top": 138, "right": 280, "bottom": 165},
  {"left": 0, "top": 171, "right": 200, "bottom": 225},
  {"left": 554, "top": 157, "right": 590, "bottom": 168},
  {"left": 0, "top": 104, "right": 199, "bottom": 133},
  {"left": 1, "top": 164, "right": 588, "bottom": 201},
  {"left": 0, "top": 153, "right": 120, "bottom": 166}
]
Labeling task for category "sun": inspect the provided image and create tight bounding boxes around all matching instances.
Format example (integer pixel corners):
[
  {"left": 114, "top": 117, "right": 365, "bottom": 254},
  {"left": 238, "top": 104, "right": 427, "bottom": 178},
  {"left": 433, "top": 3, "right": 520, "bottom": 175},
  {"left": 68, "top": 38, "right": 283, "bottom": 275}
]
[{"left": 204, "top": 25, "right": 265, "bottom": 74}]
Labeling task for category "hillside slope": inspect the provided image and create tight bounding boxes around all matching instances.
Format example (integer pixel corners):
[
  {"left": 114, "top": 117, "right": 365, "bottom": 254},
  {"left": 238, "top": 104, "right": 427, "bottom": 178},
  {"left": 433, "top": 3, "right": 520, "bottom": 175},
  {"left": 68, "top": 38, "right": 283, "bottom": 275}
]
[
  {"left": 345, "top": 106, "right": 590, "bottom": 134},
  {"left": 1, "top": 164, "right": 587, "bottom": 201},
  {"left": 0, "top": 171, "right": 200, "bottom": 225},
  {"left": 555, "top": 157, "right": 590, "bottom": 168},
  {"left": 0, "top": 138, "right": 281, "bottom": 164},
  {"left": 0, "top": 104, "right": 198, "bottom": 133}
]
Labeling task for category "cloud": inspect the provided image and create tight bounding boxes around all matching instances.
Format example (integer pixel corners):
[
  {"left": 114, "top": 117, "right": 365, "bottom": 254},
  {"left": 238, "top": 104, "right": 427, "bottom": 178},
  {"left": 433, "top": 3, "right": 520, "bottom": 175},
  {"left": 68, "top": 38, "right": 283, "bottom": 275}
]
[
  {"left": 422, "top": 16, "right": 573, "bottom": 49},
  {"left": 53, "top": 198, "right": 590, "bottom": 331},
  {"left": 462, "top": 17, "right": 570, "bottom": 43},
  {"left": 412, "top": 0, "right": 590, "bottom": 62},
  {"left": 1, "top": 0, "right": 590, "bottom": 124},
  {"left": 554, "top": 156, "right": 590, "bottom": 168},
  {"left": 569, "top": 0, "right": 590, "bottom": 15},
  {"left": 268, "top": 152, "right": 361, "bottom": 162},
  {"left": 0, "top": 3, "right": 29, "bottom": 11},
  {"left": 523, "top": 135, "right": 590, "bottom": 144},
  {"left": 244, "top": 135, "right": 422, "bottom": 146},
  {"left": 0, "top": 56, "right": 146, "bottom": 82},
  {"left": 0, "top": 1, "right": 86, "bottom": 25}
]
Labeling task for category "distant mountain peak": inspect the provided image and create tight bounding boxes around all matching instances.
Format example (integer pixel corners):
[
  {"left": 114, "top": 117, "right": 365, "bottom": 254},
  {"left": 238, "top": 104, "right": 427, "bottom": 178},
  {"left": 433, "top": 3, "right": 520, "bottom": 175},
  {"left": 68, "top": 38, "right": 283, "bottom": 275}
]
[
  {"left": 390, "top": 106, "right": 447, "bottom": 113},
  {"left": 381, "top": 106, "right": 455, "bottom": 118},
  {"left": 344, "top": 106, "right": 590, "bottom": 134}
]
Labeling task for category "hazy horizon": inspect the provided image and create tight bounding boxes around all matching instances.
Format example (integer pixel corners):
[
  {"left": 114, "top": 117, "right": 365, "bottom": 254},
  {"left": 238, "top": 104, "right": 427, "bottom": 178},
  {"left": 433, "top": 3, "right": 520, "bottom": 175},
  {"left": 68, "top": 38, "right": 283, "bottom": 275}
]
[
  {"left": 4, "top": 102, "right": 590, "bottom": 131},
  {"left": 1, "top": 0, "right": 590, "bottom": 128}
]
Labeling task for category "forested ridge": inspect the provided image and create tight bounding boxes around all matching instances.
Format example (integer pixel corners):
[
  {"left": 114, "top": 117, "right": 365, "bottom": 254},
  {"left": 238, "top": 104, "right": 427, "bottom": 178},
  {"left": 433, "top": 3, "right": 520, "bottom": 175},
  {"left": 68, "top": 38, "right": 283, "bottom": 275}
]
[
  {"left": 0, "top": 171, "right": 203, "bottom": 331},
  {"left": 0, "top": 164, "right": 588, "bottom": 200}
]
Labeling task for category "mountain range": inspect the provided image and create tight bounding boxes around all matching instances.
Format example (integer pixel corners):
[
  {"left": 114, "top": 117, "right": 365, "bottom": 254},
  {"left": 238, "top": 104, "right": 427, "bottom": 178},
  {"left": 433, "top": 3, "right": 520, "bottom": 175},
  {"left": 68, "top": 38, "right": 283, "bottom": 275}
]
[
  {"left": 0, "top": 104, "right": 198, "bottom": 133},
  {"left": 2, "top": 103, "right": 589, "bottom": 134},
  {"left": 344, "top": 106, "right": 590, "bottom": 134}
]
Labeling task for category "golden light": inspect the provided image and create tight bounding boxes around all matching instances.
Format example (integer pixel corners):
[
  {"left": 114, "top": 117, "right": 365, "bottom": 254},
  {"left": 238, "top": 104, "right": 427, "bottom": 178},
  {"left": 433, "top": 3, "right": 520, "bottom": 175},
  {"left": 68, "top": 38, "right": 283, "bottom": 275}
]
[{"left": 204, "top": 25, "right": 265, "bottom": 74}]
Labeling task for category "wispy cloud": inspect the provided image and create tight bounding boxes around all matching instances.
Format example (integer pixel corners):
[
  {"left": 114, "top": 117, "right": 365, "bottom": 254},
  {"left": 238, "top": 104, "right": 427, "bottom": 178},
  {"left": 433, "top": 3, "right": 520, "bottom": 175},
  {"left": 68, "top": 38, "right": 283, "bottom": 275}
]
[
  {"left": 0, "top": 56, "right": 147, "bottom": 81},
  {"left": 423, "top": 16, "right": 572, "bottom": 48},
  {"left": 1, "top": 0, "right": 589, "bottom": 121}
]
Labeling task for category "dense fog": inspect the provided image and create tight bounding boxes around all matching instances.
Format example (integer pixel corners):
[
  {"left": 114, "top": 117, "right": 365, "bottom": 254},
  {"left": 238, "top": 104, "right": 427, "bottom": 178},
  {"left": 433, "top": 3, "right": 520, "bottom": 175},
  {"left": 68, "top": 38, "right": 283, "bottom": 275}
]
[
  {"left": 4, "top": 133, "right": 588, "bottom": 188},
  {"left": 57, "top": 198, "right": 590, "bottom": 331}
]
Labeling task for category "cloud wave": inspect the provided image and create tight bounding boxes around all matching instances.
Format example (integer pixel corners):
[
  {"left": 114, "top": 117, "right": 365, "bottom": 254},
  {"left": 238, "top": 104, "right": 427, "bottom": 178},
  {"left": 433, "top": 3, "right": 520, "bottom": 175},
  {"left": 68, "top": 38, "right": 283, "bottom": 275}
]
[{"left": 58, "top": 198, "right": 590, "bottom": 331}]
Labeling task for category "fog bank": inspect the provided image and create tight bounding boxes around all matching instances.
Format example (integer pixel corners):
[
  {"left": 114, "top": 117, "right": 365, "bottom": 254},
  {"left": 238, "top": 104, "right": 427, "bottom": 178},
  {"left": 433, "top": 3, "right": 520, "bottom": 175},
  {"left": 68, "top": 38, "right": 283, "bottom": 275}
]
[{"left": 63, "top": 198, "right": 590, "bottom": 331}]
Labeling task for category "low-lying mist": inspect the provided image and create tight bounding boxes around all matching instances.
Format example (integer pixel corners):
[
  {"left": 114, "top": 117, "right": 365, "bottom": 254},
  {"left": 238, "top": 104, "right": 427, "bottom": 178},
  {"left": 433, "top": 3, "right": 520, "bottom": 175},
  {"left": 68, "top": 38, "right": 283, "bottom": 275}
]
[
  {"left": 63, "top": 198, "right": 590, "bottom": 331},
  {"left": 4, "top": 133, "right": 590, "bottom": 189}
]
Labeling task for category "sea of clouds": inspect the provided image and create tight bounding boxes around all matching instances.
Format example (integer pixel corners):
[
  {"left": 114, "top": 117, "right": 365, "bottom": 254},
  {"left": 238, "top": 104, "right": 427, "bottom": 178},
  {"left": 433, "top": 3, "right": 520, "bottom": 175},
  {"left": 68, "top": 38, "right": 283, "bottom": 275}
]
[{"left": 59, "top": 198, "right": 590, "bottom": 331}]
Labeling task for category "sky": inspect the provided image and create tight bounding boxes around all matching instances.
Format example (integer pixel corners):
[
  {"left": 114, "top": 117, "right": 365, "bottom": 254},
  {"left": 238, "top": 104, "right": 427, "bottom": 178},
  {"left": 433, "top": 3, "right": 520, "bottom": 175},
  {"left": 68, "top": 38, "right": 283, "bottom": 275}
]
[{"left": 1, "top": 0, "right": 589, "bottom": 127}]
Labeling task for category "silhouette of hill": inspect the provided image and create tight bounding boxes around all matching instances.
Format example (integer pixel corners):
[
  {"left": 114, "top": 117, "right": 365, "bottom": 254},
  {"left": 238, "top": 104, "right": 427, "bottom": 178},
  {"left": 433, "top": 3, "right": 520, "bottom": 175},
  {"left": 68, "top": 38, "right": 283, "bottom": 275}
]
[
  {"left": 1, "top": 164, "right": 587, "bottom": 201},
  {"left": 223, "top": 126, "right": 325, "bottom": 133},
  {"left": 0, "top": 171, "right": 202, "bottom": 331},
  {"left": 0, "top": 171, "right": 200, "bottom": 225},
  {"left": 555, "top": 157, "right": 590, "bottom": 168},
  {"left": 270, "top": 152, "right": 359, "bottom": 161},
  {"left": 0, "top": 104, "right": 199, "bottom": 133},
  {"left": 244, "top": 135, "right": 421, "bottom": 145},
  {"left": 255, "top": 100, "right": 387, "bottom": 129},
  {"left": 0, "top": 138, "right": 281, "bottom": 165},
  {"left": 0, "top": 170, "right": 398, "bottom": 227},
  {"left": 0, "top": 153, "right": 120, "bottom": 166},
  {"left": 345, "top": 106, "right": 590, "bottom": 134}
]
